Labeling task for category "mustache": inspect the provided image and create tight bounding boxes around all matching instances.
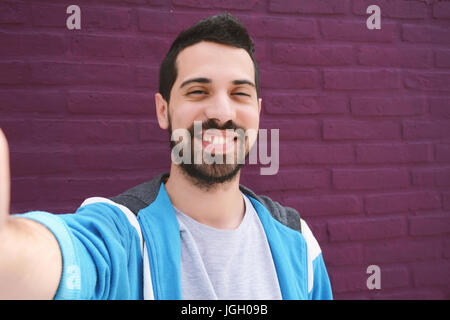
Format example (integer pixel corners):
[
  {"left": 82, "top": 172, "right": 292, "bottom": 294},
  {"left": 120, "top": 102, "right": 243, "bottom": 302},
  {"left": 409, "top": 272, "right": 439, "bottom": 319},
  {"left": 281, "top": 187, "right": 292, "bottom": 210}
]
[{"left": 188, "top": 119, "right": 242, "bottom": 138}]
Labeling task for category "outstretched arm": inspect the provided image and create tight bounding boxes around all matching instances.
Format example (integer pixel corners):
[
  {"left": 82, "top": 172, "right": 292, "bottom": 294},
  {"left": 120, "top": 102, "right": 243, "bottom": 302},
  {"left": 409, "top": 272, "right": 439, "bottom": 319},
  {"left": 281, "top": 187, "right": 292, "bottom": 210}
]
[{"left": 0, "top": 129, "right": 62, "bottom": 299}]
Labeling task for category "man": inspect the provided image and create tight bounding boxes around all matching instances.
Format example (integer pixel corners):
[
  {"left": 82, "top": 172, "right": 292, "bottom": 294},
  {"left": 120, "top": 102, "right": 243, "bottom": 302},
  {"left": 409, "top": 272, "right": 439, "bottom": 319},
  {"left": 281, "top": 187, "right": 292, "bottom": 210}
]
[{"left": 0, "top": 13, "right": 332, "bottom": 300}]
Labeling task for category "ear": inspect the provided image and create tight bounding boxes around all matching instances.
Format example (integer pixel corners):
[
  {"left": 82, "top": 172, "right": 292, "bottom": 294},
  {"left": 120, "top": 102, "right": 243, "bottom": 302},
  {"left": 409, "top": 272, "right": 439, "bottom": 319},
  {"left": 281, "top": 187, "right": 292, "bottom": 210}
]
[
  {"left": 155, "top": 93, "right": 169, "bottom": 130},
  {"left": 258, "top": 97, "right": 262, "bottom": 115}
]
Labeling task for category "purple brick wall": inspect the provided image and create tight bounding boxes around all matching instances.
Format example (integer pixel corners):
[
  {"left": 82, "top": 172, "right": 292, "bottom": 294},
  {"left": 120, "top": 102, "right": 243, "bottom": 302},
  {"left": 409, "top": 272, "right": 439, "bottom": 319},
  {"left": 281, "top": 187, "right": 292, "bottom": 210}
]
[{"left": 1, "top": 0, "right": 449, "bottom": 299}]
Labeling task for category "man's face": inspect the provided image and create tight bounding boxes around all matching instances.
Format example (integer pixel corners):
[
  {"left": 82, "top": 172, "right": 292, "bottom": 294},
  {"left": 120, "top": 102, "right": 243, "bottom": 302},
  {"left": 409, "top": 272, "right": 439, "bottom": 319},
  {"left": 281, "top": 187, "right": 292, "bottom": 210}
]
[{"left": 166, "top": 41, "right": 261, "bottom": 188}]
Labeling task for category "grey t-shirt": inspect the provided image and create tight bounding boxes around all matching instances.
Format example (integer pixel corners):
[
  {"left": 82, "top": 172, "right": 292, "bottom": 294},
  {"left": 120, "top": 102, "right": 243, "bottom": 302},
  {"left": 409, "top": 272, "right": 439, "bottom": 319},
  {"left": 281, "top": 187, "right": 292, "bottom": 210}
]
[{"left": 174, "top": 193, "right": 282, "bottom": 300}]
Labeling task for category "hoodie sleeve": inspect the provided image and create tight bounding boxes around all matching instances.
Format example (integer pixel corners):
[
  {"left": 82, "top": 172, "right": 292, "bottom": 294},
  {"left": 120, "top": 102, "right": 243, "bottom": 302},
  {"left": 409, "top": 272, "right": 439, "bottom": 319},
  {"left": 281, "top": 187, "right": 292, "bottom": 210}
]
[
  {"left": 17, "top": 199, "right": 143, "bottom": 300},
  {"left": 300, "top": 219, "right": 333, "bottom": 300}
]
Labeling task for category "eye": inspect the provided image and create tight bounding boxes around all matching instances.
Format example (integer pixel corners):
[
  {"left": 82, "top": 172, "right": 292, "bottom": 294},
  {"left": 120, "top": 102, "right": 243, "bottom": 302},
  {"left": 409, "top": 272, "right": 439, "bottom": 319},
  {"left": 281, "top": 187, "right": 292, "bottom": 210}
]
[
  {"left": 187, "top": 90, "right": 207, "bottom": 95},
  {"left": 232, "top": 92, "right": 251, "bottom": 97}
]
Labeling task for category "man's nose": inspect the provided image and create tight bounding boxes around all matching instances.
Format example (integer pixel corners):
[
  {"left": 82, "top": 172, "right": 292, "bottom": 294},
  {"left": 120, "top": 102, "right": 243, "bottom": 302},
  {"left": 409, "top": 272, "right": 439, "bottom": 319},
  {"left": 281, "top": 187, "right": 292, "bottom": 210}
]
[{"left": 204, "top": 91, "right": 236, "bottom": 126}]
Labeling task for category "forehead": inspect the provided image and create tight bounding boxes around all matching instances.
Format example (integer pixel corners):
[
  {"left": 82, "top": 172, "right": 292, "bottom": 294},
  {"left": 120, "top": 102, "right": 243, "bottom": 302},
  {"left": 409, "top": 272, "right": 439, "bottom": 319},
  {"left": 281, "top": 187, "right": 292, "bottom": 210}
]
[{"left": 174, "top": 41, "right": 255, "bottom": 86}]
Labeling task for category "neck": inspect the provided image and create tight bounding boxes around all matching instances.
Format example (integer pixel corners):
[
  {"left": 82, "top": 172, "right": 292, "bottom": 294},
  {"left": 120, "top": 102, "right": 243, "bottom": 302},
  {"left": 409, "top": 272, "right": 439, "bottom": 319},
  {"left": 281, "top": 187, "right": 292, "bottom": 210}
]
[{"left": 164, "top": 165, "right": 245, "bottom": 230}]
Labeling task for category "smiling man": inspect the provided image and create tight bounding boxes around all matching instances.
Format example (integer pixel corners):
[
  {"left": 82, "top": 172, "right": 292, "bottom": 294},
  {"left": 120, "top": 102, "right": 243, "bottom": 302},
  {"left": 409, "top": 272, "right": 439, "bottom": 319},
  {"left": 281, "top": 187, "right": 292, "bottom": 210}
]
[{"left": 0, "top": 13, "right": 332, "bottom": 300}]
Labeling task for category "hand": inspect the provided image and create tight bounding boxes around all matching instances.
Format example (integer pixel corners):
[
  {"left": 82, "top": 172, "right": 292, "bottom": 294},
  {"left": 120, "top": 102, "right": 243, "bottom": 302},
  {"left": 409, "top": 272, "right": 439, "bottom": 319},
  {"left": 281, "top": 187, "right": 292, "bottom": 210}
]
[{"left": 0, "top": 128, "right": 10, "bottom": 231}]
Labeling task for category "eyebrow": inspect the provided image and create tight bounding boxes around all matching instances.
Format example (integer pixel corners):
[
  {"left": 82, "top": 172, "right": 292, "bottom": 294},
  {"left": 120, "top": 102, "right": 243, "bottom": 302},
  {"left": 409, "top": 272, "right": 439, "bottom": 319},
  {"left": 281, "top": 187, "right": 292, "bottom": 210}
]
[
  {"left": 232, "top": 79, "right": 255, "bottom": 87},
  {"left": 179, "top": 78, "right": 256, "bottom": 89},
  {"left": 179, "top": 77, "right": 211, "bottom": 88}
]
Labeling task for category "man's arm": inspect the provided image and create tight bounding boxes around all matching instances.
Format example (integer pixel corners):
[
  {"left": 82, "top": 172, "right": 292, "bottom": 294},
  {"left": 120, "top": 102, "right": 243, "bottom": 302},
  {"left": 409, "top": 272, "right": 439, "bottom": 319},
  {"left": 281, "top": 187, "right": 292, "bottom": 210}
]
[{"left": 0, "top": 129, "right": 62, "bottom": 299}]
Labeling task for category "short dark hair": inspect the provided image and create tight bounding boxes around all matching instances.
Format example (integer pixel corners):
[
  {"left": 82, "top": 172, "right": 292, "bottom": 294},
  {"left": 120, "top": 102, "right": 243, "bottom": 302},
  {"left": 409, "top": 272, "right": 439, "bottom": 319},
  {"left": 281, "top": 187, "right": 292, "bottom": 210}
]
[{"left": 158, "top": 13, "right": 260, "bottom": 104}]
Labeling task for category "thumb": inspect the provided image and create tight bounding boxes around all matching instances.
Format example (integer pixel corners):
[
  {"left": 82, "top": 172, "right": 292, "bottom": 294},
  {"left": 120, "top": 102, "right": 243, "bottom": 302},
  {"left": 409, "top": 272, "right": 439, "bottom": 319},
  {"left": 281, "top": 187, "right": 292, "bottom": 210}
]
[{"left": 0, "top": 128, "right": 11, "bottom": 226}]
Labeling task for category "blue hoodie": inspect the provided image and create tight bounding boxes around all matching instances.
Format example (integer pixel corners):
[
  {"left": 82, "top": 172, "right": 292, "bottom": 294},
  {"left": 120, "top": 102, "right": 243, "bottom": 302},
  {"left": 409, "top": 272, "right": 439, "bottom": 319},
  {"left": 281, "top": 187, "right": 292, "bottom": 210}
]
[{"left": 19, "top": 173, "right": 332, "bottom": 300}]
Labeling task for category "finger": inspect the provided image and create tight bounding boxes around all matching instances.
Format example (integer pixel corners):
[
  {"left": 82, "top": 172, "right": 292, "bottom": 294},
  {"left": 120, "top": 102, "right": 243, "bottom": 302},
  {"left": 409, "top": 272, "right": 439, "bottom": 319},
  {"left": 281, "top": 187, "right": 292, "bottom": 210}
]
[{"left": 0, "top": 128, "right": 11, "bottom": 219}]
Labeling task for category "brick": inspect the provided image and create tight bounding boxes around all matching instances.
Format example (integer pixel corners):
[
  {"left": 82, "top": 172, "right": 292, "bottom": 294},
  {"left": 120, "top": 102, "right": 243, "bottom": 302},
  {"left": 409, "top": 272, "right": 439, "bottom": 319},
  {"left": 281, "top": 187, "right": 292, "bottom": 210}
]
[
  {"left": 328, "top": 217, "right": 407, "bottom": 242},
  {"left": 365, "top": 191, "right": 442, "bottom": 215},
  {"left": 135, "top": 66, "right": 159, "bottom": 89},
  {"left": 32, "top": 4, "right": 131, "bottom": 30},
  {"left": 37, "top": 176, "right": 147, "bottom": 202},
  {"left": 31, "top": 4, "right": 65, "bottom": 28},
  {"left": 356, "top": 143, "right": 432, "bottom": 164},
  {"left": 351, "top": 96, "right": 426, "bottom": 117},
  {"left": 364, "top": 239, "right": 441, "bottom": 263},
  {"left": 0, "top": 90, "right": 65, "bottom": 114},
  {"left": 98, "top": 0, "right": 164, "bottom": 4},
  {"left": 332, "top": 168, "right": 410, "bottom": 191},
  {"left": 285, "top": 194, "right": 361, "bottom": 217},
  {"left": 413, "top": 261, "right": 450, "bottom": 287},
  {"left": 10, "top": 149, "right": 75, "bottom": 176},
  {"left": 272, "top": 44, "right": 354, "bottom": 66},
  {"left": 430, "top": 97, "right": 450, "bottom": 118},
  {"left": 28, "top": 119, "right": 161, "bottom": 146},
  {"left": 261, "top": 119, "right": 320, "bottom": 141},
  {"left": 70, "top": 34, "right": 169, "bottom": 62},
  {"left": 357, "top": 46, "right": 432, "bottom": 68},
  {"left": 240, "top": 169, "right": 330, "bottom": 193},
  {"left": 243, "top": 15, "right": 316, "bottom": 40},
  {"left": 403, "top": 120, "right": 450, "bottom": 140},
  {"left": 11, "top": 178, "right": 38, "bottom": 203},
  {"left": 411, "top": 168, "right": 450, "bottom": 187},
  {"left": 365, "top": 266, "right": 410, "bottom": 291},
  {"left": 138, "top": 9, "right": 204, "bottom": 34},
  {"left": 320, "top": 20, "right": 397, "bottom": 42},
  {"left": 444, "top": 239, "right": 450, "bottom": 259},
  {"left": 307, "top": 222, "right": 328, "bottom": 243},
  {"left": 374, "top": 267, "right": 410, "bottom": 290},
  {"left": 253, "top": 40, "right": 268, "bottom": 63},
  {"left": 352, "top": 0, "right": 427, "bottom": 19},
  {"left": 173, "top": 0, "right": 258, "bottom": 10},
  {"left": 324, "top": 70, "right": 401, "bottom": 90},
  {"left": 67, "top": 91, "right": 155, "bottom": 115},
  {"left": 0, "top": 120, "right": 33, "bottom": 145},
  {"left": 329, "top": 268, "right": 367, "bottom": 294},
  {"left": 435, "top": 50, "right": 450, "bottom": 68},
  {"left": 323, "top": 120, "right": 401, "bottom": 141},
  {"left": 0, "top": 2, "right": 26, "bottom": 24},
  {"left": 376, "top": 288, "right": 447, "bottom": 300},
  {"left": 269, "top": 0, "right": 348, "bottom": 15},
  {"left": 433, "top": 1, "right": 450, "bottom": 19},
  {"left": 409, "top": 214, "right": 450, "bottom": 236},
  {"left": 280, "top": 143, "right": 354, "bottom": 165},
  {"left": 436, "top": 144, "right": 450, "bottom": 162},
  {"left": 402, "top": 24, "right": 450, "bottom": 44},
  {"left": 0, "top": 32, "right": 66, "bottom": 56},
  {"left": 30, "top": 62, "right": 133, "bottom": 87},
  {"left": 138, "top": 121, "right": 168, "bottom": 143},
  {"left": 11, "top": 145, "right": 170, "bottom": 176},
  {"left": 322, "top": 244, "right": 363, "bottom": 267},
  {"left": 261, "top": 69, "right": 319, "bottom": 89},
  {"left": 404, "top": 72, "right": 450, "bottom": 91},
  {"left": 0, "top": 62, "right": 30, "bottom": 85},
  {"left": 74, "top": 145, "right": 170, "bottom": 172},
  {"left": 443, "top": 192, "right": 450, "bottom": 210},
  {"left": 264, "top": 94, "right": 348, "bottom": 115}
]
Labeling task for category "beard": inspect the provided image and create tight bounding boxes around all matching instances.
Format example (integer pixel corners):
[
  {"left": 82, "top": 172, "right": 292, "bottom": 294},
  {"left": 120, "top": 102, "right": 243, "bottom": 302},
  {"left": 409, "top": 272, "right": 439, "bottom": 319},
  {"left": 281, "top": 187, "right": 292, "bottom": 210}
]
[{"left": 169, "top": 118, "right": 250, "bottom": 191}]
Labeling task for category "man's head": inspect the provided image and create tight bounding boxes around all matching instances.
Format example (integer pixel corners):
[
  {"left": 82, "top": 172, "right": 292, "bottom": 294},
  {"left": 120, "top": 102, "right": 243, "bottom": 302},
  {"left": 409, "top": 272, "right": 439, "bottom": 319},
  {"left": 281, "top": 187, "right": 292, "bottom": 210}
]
[
  {"left": 155, "top": 13, "right": 261, "bottom": 190},
  {"left": 158, "top": 13, "right": 260, "bottom": 104}
]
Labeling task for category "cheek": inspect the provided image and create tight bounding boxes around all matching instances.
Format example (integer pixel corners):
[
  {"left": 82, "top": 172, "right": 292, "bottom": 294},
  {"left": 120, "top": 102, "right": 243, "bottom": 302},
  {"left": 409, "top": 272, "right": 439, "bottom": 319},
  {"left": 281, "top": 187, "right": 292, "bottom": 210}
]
[
  {"left": 170, "top": 102, "right": 202, "bottom": 130},
  {"left": 238, "top": 107, "right": 259, "bottom": 130},
  {"left": 237, "top": 108, "right": 260, "bottom": 148}
]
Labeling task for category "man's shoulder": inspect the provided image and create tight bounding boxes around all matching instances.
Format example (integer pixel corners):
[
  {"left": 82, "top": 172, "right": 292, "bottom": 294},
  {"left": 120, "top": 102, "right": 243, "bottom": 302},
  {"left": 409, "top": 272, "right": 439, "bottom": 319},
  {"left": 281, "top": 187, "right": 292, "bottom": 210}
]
[{"left": 108, "top": 172, "right": 169, "bottom": 215}]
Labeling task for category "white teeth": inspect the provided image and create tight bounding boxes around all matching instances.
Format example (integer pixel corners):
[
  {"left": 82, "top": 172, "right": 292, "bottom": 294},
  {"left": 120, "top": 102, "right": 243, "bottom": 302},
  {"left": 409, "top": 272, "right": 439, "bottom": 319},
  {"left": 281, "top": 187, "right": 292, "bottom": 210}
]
[{"left": 203, "top": 136, "right": 227, "bottom": 145}]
